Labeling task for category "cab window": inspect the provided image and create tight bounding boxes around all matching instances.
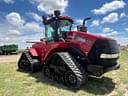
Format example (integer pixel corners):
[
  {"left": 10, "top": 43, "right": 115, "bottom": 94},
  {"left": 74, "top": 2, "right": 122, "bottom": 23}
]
[
  {"left": 59, "top": 20, "right": 72, "bottom": 32},
  {"left": 46, "top": 25, "right": 54, "bottom": 42}
]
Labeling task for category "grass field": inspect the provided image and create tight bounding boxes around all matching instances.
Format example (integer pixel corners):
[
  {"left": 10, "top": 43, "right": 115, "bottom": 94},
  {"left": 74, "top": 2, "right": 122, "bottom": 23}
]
[{"left": 0, "top": 50, "right": 128, "bottom": 96}]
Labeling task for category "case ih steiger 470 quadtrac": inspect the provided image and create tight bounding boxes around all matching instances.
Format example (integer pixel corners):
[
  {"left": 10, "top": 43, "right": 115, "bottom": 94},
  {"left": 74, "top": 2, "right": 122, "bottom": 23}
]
[{"left": 18, "top": 10, "right": 120, "bottom": 88}]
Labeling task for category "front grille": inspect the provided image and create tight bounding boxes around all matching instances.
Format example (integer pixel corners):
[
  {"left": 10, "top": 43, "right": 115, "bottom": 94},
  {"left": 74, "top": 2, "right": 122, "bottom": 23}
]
[{"left": 88, "top": 39, "right": 119, "bottom": 67}]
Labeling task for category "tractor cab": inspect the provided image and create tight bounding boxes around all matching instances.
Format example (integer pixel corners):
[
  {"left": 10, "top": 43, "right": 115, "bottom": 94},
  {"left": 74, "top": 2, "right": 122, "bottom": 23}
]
[
  {"left": 42, "top": 10, "right": 91, "bottom": 42},
  {"left": 43, "top": 10, "right": 73, "bottom": 42}
]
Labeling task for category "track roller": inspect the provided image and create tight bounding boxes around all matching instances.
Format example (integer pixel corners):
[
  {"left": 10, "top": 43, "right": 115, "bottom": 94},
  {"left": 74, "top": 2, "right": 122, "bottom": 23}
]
[{"left": 42, "top": 65, "right": 51, "bottom": 78}]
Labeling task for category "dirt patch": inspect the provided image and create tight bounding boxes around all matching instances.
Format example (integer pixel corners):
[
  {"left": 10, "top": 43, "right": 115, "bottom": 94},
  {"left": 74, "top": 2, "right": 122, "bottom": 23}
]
[{"left": 0, "top": 54, "right": 21, "bottom": 63}]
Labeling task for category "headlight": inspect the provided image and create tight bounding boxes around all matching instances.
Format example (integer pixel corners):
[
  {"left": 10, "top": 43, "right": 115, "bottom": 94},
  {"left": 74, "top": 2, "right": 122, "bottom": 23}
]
[{"left": 100, "top": 53, "right": 119, "bottom": 59}]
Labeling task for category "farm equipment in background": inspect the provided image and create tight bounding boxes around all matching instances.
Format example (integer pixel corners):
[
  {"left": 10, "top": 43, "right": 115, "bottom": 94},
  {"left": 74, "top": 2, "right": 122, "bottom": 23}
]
[
  {"left": 0, "top": 44, "right": 18, "bottom": 55},
  {"left": 18, "top": 10, "right": 120, "bottom": 88}
]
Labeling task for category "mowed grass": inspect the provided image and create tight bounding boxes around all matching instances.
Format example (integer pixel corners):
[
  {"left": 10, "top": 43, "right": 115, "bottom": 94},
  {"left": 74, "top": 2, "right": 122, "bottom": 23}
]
[{"left": 0, "top": 50, "right": 128, "bottom": 96}]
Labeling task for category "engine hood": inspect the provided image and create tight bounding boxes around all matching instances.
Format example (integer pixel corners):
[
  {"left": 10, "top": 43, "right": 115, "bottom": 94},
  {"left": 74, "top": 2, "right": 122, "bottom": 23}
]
[{"left": 68, "top": 31, "right": 113, "bottom": 41}]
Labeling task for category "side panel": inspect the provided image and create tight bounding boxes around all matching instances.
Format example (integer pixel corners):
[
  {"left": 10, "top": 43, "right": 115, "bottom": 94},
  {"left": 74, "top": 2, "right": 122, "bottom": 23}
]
[
  {"left": 32, "top": 42, "right": 47, "bottom": 63},
  {"left": 67, "top": 31, "right": 97, "bottom": 55},
  {"left": 43, "top": 42, "right": 70, "bottom": 63}
]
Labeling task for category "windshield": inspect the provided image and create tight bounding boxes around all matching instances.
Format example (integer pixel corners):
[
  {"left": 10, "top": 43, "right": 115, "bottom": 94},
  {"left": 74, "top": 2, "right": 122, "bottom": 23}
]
[
  {"left": 59, "top": 20, "right": 72, "bottom": 32},
  {"left": 45, "top": 19, "right": 72, "bottom": 41},
  {"left": 49, "top": 19, "right": 72, "bottom": 32}
]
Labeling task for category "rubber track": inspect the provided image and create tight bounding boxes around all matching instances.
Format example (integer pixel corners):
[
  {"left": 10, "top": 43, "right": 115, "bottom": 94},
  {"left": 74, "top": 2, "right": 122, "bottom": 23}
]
[
  {"left": 24, "top": 51, "right": 33, "bottom": 64},
  {"left": 57, "top": 52, "right": 87, "bottom": 87}
]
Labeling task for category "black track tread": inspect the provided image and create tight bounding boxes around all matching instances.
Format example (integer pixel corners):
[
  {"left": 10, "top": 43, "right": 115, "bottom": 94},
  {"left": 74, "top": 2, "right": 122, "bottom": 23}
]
[
  {"left": 18, "top": 51, "right": 41, "bottom": 73},
  {"left": 24, "top": 51, "right": 34, "bottom": 64},
  {"left": 18, "top": 52, "right": 31, "bottom": 71},
  {"left": 57, "top": 52, "right": 87, "bottom": 88}
]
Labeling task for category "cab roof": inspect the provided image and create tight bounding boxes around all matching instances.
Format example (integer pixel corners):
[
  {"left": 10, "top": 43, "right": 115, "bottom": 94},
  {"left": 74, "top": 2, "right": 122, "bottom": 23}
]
[{"left": 45, "top": 16, "right": 74, "bottom": 25}]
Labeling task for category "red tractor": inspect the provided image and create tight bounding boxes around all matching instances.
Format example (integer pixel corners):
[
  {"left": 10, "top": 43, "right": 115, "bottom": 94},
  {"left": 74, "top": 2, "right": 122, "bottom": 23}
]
[{"left": 18, "top": 10, "right": 120, "bottom": 88}]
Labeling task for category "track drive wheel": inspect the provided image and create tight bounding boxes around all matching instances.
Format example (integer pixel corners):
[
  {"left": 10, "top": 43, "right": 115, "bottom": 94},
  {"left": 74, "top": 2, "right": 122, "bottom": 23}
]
[
  {"left": 57, "top": 52, "right": 88, "bottom": 88},
  {"left": 65, "top": 71, "right": 82, "bottom": 88}
]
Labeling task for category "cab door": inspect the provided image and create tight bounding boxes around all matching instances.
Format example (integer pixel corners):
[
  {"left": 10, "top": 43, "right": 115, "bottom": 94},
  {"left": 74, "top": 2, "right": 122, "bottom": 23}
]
[{"left": 43, "top": 24, "right": 55, "bottom": 62}]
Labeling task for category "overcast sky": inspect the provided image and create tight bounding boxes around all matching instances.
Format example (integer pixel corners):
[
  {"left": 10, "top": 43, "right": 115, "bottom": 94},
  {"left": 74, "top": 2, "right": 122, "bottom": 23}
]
[{"left": 0, "top": 0, "right": 128, "bottom": 49}]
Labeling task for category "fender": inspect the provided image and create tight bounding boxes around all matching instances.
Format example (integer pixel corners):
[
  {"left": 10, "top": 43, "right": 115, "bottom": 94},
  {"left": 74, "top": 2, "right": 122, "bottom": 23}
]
[
  {"left": 27, "top": 48, "right": 38, "bottom": 57},
  {"left": 68, "top": 45, "right": 90, "bottom": 70}
]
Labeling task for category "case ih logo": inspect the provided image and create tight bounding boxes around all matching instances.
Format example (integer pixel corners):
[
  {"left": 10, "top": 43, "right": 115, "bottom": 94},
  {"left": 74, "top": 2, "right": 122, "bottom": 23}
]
[{"left": 75, "top": 36, "right": 92, "bottom": 44}]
